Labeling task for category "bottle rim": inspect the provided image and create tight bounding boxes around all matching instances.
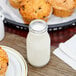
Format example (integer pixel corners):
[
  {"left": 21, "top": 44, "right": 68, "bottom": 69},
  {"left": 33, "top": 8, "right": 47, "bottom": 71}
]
[{"left": 29, "top": 19, "right": 48, "bottom": 34}]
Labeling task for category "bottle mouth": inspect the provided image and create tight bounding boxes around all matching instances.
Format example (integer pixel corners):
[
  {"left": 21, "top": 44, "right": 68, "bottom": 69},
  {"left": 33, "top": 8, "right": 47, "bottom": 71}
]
[{"left": 29, "top": 19, "right": 48, "bottom": 33}]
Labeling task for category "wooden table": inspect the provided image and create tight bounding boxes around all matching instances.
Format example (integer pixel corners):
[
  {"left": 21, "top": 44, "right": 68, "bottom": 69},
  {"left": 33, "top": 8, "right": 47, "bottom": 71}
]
[{"left": 0, "top": 31, "right": 76, "bottom": 76}]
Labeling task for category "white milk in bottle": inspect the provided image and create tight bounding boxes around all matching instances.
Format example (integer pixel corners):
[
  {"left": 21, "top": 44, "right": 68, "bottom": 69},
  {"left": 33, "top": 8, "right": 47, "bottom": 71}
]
[{"left": 26, "top": 19, "right": 51, "bottom": 67}]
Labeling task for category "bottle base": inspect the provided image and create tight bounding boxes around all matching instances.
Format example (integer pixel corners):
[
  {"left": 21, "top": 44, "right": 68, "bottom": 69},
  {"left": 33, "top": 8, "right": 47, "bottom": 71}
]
[{"left": 27, "top": 57, "right": 51, "bottom": 68}]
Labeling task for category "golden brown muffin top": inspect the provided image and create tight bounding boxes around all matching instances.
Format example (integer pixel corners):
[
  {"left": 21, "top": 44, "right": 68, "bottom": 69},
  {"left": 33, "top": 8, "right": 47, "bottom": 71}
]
[
  {"left": 49, "top": 0, "right": 75, "bottom": 10},
  {"left": 19, "top": 0, "right": 51, "bottom": 20},
  {"left": 74, "top": 0, "right": 76, "bottom": 7},
  {"left": 12, "top": 0, "right": 22, "bottom": 3},
  {"left": 9, "top": 0, "right": 23, "bottom": 8},
  {"left": 0, "top": 47, "right": 8, "bottom": 75}
]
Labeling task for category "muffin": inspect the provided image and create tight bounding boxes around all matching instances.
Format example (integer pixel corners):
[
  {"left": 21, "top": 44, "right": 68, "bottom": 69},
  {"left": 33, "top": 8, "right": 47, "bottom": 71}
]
[
  {"left": 48, "top": 0, "right": 75, "bottom": 17},
  {"left": 0, "top": 47, "right": 8, "bottom": 76},
  {"left": 19, "top": 0, "right": 52, "bottom": 24},
  {"left": 74, "top": 0, "right": 76, "bottom": 7},
  {"left": 9, "top": 0, "right": 23, "bottom": 8}
]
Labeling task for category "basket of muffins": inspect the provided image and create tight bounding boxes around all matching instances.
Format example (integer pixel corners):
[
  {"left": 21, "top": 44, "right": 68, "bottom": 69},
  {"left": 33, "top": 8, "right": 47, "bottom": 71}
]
[{"left": 1, "top": 0, "right": 76, "bottom": 31}]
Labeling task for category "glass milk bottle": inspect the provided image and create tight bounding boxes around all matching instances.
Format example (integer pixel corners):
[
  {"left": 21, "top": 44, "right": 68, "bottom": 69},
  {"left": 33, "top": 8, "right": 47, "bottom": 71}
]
[
  {"left": 0, "top": 17, "right": 5, "bottom": 41},
  {"left": 26, "top": 19, "right": 51, "bottom": 67}
]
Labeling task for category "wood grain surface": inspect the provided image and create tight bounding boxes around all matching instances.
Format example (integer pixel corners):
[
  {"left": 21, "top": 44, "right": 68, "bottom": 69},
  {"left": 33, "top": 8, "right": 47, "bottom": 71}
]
[{"left": 0, "top": 32, "right": 76, "bottom": 76}]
